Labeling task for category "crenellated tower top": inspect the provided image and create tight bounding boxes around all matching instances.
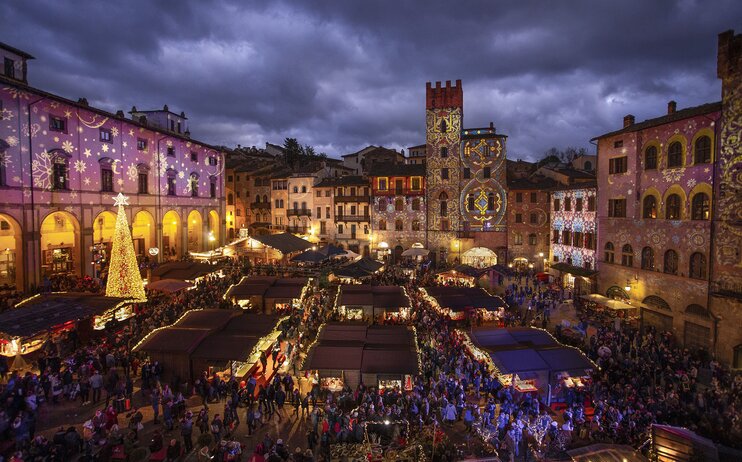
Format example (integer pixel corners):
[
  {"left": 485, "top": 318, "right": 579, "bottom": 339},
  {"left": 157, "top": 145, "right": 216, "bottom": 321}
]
[{"left": 426, "top": 80, "right": 463, "bottom": 109}]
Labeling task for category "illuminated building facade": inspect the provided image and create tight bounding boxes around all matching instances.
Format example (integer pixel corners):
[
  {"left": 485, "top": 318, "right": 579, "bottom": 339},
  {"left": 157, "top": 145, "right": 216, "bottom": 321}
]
[
  {"left": 369, "top": 163, "right": 426, "bottom": 261},
  {"left": 0, "top": 43, "right": 224, "bottom": 291},
  {"left": 594, "top": 99, "right": 721, "bottom": 355},
  {"left": 332, "top": 176, "right": 371, "bottom": 255},
  {"left": 506, "top": 175, "right": 554, "bottom": 271}
]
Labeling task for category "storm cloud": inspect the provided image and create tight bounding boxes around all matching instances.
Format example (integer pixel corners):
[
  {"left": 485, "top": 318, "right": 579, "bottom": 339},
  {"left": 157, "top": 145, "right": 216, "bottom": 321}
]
[{"left": 1, "top": 0, "right": 737, "bottom": 159}]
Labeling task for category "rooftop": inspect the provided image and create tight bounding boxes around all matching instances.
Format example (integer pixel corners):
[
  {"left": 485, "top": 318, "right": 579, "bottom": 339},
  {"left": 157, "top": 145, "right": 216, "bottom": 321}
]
[
  {"left": 367, "top": 162, "right": 426, "bottom": 177},
  {"left": 592, "top": 101, "right": 722, "bottom": 140}
]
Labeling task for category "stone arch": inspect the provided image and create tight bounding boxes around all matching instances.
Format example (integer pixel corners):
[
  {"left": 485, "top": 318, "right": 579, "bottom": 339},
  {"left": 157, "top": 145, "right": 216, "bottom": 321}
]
[
  {"left": 0, "top": 213, "right": 23, "bottom": 289},
  {"left": 162, "top": 210, "right": 181, "bottom": 260},
  {"left": 208, "top": 210, "right": 220, "bottom": 246},
  {"left": 40, "top": 210, "right": 81, "bottom": 277},
  {"left": 187, "top": 210, "right": 203, "bottom": 252},
  {"left": 132, "top": 210, "right": 155, "bottom": 257},
  {"left": 643, "top": 295, "right": 671, "bottom": 311}
]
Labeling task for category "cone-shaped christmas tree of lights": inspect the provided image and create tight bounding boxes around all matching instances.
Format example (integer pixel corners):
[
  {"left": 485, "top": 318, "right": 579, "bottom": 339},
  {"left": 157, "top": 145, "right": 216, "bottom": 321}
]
[{"left": 105, "top": 193, "right": 147, "bottom": 301}]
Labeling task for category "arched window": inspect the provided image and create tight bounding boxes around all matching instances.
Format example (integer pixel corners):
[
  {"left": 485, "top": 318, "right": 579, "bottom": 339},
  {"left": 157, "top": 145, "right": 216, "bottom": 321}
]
[
  {"left": 440, "top": 147, "right": 448, "bottom": 158},
  {"left": 467, "top": 194, "right": 475, "bottom": 211},
  {"left": 528, "top": 233, "right": 537, "bottom": 245},
  {"left": 621, "top": 244, "right": 633, "bottom": 267},
  {"left": 643, "top": 195, "right": 657, "bottom": 219},
  {"left": 514, "top": 232, "right": 523, "bottom": 245},
  {"left": 255, "top": 195, "right": 261, "bottom": 203},
  {"left": 439, "top": 191, "right": 448, "bottom": 217},
  {"left": 412, "top": 220, "right": 421, "bottom": 231},
  {"left": 293, "top": 186, "right": 298, "bottom": 193},
  {"left": 395, "top": 198, "right": 404, "bottom": 211},
  {"left": 604, "top": 242, "right": 615, "bottom": 264},
  {"left": 301, "top": 185, "right": 307, "bottom": 193},
  {"left": 583, "top": 160, "right": 592, "bottom": 170},
  {"left": 439, "top": 119, "right": 447, "bottom": 133},
  {"left": 664, "top": 249, "right": 678, "bottom": 275},
  {"left": 293, "top": 201, "right": 298, "bottom": 210},
  {"left": 395, "top": 219, "right": 403, "bottom": 231},
  {"left": 643, "top": 295, "right": 671, "bottom": 311},
  {"left": 641, "top": 246, "right": 655, "bottom": 270},
  {"left": 166, "top": 169, "right": 177, "bottom": 196},
  {"left": 301, "top": 201, "right": 306, "bottom": 210},
  {"left": 487, "top": 192, "right": 495, "bottom": 211},
  {"left": 665, "top": 194, "right": 681, "bottom": 220},
  {"left": 377, "top": 197, "right": 387, "bottom": 212},
  {"left": 378, "top": 219, "right": 386, "bottom": 231},
  {"left": 685, "top": 304, "right": 710, "bottom": 318},
  {"left": 691, "top": 193, "right": 709, "bottom": 220},
  {"left": 262, "top": 194, "right": 268, "bottom": 203},
  {"left": 645, "top": 146, "right": 658, "bottom": 170},
  {"left": 227, "top": 193, "right": 234, "bottom": 205},
  {"left": 689, "top": 252, "right": 707, "bottom": 279},
  {"left": 694, "top": 135, "right": 711, "bottom": 164},
  {"left": 667, "top": 141, "right": 683, "bottom": 168},
  {"left": 411, "top": 198, "right": 421, "bottom": 211},
  {"left": 137, "top": 163, "right": 149, "bottom": 194}
]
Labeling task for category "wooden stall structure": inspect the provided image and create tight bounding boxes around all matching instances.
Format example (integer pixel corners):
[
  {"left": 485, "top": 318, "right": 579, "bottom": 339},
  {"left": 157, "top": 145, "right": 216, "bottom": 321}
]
[
  {"left": 464, "top": 327, "right": 595, "bottom": 402},
  {"left": 223, "top": 276, "right": 310, "bottom": 313},
  {"left": 336, "top": 285, "right": 411, "bottom": 321},
  {"left": 149, "top": 261, "right": 224, "bottom": 283},
  {"left": 0, "top": 293, "right": 133, "bottom": 357},
  {"left": 235, "top": 232, "right": 313, "bottom": 264},
  {"left": 330, "top": 256, "right": 384, "bottom": 283},
  {"left": 133, "top": 309, "right": 284, "bottom": 384},
  {"left": 422, "top": 286, "right": 507, "bottom": 322},
  {"left": 302, "top": 323, "right": 420, "bottom": 392}
]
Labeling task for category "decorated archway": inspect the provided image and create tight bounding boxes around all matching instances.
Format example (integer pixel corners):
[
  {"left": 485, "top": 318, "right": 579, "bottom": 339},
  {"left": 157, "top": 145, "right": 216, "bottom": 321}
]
[
  {"left": 132, "top": 210, "right": 156, "bottom": 258},
  {"left": 208, "top": 210, "right": 220, "bottom": 246},
  {"left": 187, "top": 210, "right": 203, "bottom": 252},
  {"left": 40, "top": 211, "right": 81, "bottom": 277},
  {"left": 162, "top": 210, "right": 181, "bottom": 260},
  {"left": 0, "top": 214, "right": 23, "bottom": 290},
  {"left": 462, "top": 246, "right": 498, "bottom": 268}
]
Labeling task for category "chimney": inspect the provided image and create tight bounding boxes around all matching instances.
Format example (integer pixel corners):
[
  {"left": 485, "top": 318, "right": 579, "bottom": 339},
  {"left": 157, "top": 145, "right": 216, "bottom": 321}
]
[
  {"left": 139, "top": 115, "right": 147, "bottom": 124},
  {"left": 115, "top": 110, "right": 125, "bottom": 118},
  {"left": 623, "top": 114, "right": 635, "bottom": 128},
  {"left": 667, "top": 100, "right": 676, "bottom": 114},
  {"left": 163, "top": 104, "right": 169, "bottom": 112},
  {"left": 77, "top": 97, "right": 88, "bottom": 106}
]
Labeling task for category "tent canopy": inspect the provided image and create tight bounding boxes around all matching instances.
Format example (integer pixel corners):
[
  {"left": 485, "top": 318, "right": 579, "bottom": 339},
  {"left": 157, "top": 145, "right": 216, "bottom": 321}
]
[
  {"left": 333, "top": 256, "right": 383, "bottom": 278},
  {"left": 401, "top": 247, "right": 429, "bottom": 257},
  {"left": 424, "top": 286, "right": 507, "bottom": 312},
  {"left": 151, "top": 261, "right": 223, "bottom": 282},
  {"left": 338, "top": 285, "right": 410, "bottom": 309},
  {"left": 0, "top": 293, "right": 129, "bottom": 338},
  {"left": 249, "top": 232, "right": 312, "bottom": 254},
  {"left": 146, "top": 278, "right": 193, "bottom": 293},
  {"left": 291, "top": 249, "right": 327, "bottom": 263}
]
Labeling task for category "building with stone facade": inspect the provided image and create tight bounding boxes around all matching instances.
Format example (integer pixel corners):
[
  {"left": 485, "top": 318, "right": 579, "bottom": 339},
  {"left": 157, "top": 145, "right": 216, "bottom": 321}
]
[
  {"left": 331, "top": 176, "right": 371, "bottom": 254},
  {"left": 0, "top": 43, "right": 225, "bottom": 291},
  {"left": 341, "top": 146, "right": 405, "bottom": 175},
  {"left": 549, "top": 181, "right": 598, "bottom": 295},
  {"left": 506, "top": 175, "right": 555, "bottom": 271},
  {"left": 368, "top": 162, "right": 426, "bottom": 261},
  {"left": 594, "top": 95, "right": 722, "bottom": 357},
  {"left": 313, "top": 177, "right": 336, "bottom": 243}
]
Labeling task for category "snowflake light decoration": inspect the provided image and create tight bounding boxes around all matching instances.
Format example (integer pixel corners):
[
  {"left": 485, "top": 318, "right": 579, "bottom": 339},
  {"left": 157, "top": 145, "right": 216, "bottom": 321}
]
[
  {"left": 62, "top": 140, "right": 74, "bottom": 154},
  {"left": 31, "top": 150, "right": 54, "bottom": 190},
  {"left": 73, "top": 160, "right": 87, "bottom": 174},
  {"left": 5, "top": 136, "right": 18, "bottom": 147}
]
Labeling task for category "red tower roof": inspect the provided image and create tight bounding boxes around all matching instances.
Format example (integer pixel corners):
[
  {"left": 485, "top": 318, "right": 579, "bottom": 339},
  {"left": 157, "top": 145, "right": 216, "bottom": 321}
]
[{"left": 426, "top": 79, "right": 463, "bottom": 109}]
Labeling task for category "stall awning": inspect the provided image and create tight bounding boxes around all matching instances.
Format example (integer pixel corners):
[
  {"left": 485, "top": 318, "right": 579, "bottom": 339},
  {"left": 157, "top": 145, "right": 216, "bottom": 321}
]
[
  {"left": 146, "top": 279, "right": 194, "bottom": 293},
  {"left": 151, "top": 261, "right": 223, "bottom": 282},
  {"left": 580, "top": 294, "right": 637, "bottom": 310},
  {"left": 550, "top": 262, "right": 598, "bottom": 278},
  {"left": 1, "top": 293, "right": 130, "bottom": 338},
  {"left": 249, "top": 232, "right": 312, "bottom": 254}
]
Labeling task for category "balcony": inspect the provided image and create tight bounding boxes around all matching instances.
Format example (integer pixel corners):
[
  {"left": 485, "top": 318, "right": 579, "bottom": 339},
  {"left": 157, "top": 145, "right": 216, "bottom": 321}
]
[
  {"left": 287, "top": 226, "right": 309, "bottom": 234},
  {"left": 336, "top": 214, "right": 370, "bottom": 222},
  {"left": 286, "top": 209, "right": 311, "bottom": 217},
  {"left": 375, "top": 188, "right": 424, "bottom": 196},
  {"left": 335, "top": 195, "right": 370, "bottom": 203},
  {"left": 251, "top": 202, "right": 271, "bottom": 210}
]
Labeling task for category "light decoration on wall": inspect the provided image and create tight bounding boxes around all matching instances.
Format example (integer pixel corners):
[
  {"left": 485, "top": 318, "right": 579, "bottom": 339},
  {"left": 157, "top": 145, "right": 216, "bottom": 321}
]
[{"left": 105, "top": 193, "right": 147, "bottom": 302}]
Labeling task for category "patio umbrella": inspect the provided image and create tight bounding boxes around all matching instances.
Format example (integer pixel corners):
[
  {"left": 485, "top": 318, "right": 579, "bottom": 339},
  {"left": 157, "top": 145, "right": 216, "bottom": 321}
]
[
  {"left": 401, "top": 247, "right": 429, "bottom": 257},
  {"left": 291, "top": 250, "right": 327, "bottom": 263}
]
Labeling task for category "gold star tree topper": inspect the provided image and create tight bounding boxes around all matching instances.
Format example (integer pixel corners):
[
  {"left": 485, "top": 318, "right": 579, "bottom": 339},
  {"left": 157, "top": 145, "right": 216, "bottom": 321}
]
[{"left": 112, "top": 192, "right": 129, "bottom": 207}]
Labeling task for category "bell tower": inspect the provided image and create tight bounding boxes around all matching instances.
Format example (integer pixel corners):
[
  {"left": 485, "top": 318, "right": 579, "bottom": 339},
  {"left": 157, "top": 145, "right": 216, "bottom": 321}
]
[{"left": 425, "top": 80, "right": 463, "bottom": 264}]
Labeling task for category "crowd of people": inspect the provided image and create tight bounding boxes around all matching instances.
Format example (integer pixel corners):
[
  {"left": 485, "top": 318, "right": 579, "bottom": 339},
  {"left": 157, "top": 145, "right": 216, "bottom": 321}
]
[{"left": 1, "top": 258, "right": 741, "bottom": 461}]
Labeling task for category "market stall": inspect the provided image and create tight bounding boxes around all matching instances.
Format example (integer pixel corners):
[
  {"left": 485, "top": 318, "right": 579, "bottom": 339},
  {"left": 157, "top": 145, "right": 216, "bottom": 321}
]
[
  {"left": 302, "top": 323, "right": 419, "bottom": 392},
  {"left": 330, "top": 256, "right": 384, "bottom": 283},
  {"left": 223, "top": 276, "right": 310, "bottom": 313},
  {"left": 0, "top": 293, "right": 133, "bottom": 357},
  {"left": 336, "top": 285, "right": 411, "bottom": 321},
  {"left": 422, "top": 286, "right": 507, "bottom": 322},
  {"left": 133, "top": 308, "right": 286, "bottom": 383},
  {"left": 149, "top": 261, "right": 224, "bottom": 283},
  {"left": 578, "top": 293, "right": 640, "bottom": 325}
]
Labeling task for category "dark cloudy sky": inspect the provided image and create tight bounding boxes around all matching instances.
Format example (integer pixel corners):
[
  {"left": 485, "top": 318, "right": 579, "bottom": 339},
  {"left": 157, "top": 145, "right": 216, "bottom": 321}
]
[{"left": 1, "top": 1, "right": 738, "bottom": 160}]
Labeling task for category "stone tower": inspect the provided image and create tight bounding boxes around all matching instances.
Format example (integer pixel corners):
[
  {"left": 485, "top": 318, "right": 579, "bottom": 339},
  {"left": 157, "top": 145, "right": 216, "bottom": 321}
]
[
  {"left": 425, "top": 80, "right": 463, "bottom": 264},
  {"left": 711, "top": 29, "right": 742, "bottom": 366}
]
